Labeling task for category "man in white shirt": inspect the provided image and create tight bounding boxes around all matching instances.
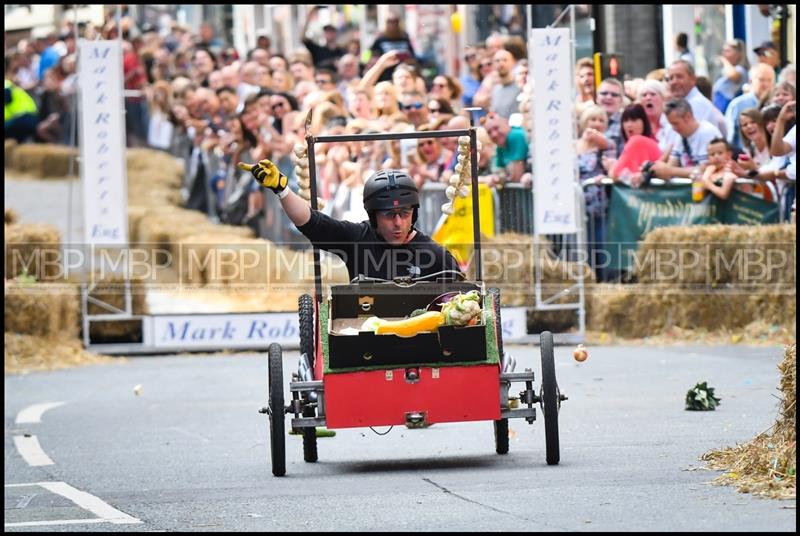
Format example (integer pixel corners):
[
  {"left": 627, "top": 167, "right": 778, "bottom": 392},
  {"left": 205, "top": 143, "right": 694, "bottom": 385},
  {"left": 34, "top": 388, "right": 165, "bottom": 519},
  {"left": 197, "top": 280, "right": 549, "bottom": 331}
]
[
  {"left": 667, "top": 60, "right": 726, "bottom": 138},
  {"left": 651, "top": 98, "right": 722, "bottom": 180}
]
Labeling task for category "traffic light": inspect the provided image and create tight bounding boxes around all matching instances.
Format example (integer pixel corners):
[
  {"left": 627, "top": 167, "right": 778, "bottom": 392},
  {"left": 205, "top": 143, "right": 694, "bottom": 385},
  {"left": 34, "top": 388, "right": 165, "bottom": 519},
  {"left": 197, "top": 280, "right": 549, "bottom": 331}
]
[{"left": 593, "top": 52, "right": 624, "bottom": 88}]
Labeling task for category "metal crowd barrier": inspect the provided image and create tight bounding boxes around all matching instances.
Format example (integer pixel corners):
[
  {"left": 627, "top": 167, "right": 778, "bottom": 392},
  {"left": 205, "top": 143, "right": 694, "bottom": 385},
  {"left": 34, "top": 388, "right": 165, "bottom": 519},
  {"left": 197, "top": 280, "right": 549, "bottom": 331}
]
[
  {"left": 417, "top": 182, "right": 448, "bottom": 235},
  {"left": 416, "top": 181, "right": 537, "bottom": 236},
  {"left": 257, "top": 173, "right": 785, "bottom": 270}
]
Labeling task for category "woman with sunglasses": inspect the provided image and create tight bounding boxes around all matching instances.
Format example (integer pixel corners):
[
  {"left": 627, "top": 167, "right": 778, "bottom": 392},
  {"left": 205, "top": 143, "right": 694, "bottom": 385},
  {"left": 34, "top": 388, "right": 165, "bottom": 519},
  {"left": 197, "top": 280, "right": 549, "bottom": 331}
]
[
  {"left": 460, "top": 46, "right": 484, "bottom": 107},
  {"left": 430, "top": 75, "right": 463, "bottom": 113},
  {"left": 238, "top": 160, "right": 462, "bottom": 281},
  {"left": 471, "top": 52, "right": 498, "bottom": 114},
  {"left": 426, "top": 98, "right": 454, "bottom": 120},
  {"left": 407, "top": 125, "right": 450, "bottom": 189}
]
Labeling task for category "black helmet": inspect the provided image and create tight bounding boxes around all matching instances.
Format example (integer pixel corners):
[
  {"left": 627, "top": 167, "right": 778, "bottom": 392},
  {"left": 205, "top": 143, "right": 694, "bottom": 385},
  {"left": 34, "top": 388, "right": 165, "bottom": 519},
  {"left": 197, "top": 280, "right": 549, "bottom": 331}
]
[{"left": 363, "top": 169, "right": 419, "bottom": 226}]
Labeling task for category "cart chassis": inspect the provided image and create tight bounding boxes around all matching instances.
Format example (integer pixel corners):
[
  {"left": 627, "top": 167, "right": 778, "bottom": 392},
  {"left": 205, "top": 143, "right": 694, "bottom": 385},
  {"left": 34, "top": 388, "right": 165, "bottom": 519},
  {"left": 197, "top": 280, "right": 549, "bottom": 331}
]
[{"left": 287, "top": 370, "right": 540, "bottom": 429}]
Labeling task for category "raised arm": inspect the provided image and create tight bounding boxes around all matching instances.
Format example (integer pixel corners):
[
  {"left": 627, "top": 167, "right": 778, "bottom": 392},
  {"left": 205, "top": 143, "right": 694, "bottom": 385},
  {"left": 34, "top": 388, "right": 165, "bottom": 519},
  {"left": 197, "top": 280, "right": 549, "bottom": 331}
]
[
  {"left": 771, "top": 100, "right": 795, "bottom": 157},
  {"left": 357, "top": 50, "right": 401, "bottom": 92},
  {"left": 237, "top": 159, "right": 311, "bottom": 226}
]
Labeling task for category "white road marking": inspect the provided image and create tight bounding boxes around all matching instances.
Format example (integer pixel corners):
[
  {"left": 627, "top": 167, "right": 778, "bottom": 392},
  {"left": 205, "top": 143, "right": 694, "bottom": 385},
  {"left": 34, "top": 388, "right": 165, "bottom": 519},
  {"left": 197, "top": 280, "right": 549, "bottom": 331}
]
[
  {"left": 15, "top": 401, "right": 66, "bottom": 424},
  {"left": 5, "top": 518, "right": 108, "bottom": 528},
  {"left": 38, "top": 482, "right": 141, "bottom": 524},
  {"left": 13, "top": 435, "right": 54, "bottom": 466},
  {"left": 5, "top": 482, "right": 141, "bottom": 525}
]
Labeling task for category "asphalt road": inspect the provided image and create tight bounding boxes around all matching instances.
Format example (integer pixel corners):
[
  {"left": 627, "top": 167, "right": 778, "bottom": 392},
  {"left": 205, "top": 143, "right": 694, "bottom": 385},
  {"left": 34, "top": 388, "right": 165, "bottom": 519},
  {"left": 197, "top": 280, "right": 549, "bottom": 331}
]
[{"left": 4, "top": 344, "right": 796, "bottom": 531}]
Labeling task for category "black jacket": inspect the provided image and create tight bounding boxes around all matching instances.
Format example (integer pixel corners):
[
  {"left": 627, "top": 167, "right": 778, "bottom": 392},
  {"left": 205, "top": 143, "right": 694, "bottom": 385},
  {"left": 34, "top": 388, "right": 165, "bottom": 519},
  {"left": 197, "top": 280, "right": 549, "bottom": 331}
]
[{"left": 297, "top": 210, "right": 461, "bottom": 281}]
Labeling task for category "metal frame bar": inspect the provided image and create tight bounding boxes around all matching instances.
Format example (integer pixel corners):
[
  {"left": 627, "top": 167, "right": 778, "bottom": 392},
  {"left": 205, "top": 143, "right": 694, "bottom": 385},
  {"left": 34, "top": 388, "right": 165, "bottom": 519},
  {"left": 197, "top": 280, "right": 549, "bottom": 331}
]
[{"left": 304, "top": 125, "right": 483, "bottom": 302}]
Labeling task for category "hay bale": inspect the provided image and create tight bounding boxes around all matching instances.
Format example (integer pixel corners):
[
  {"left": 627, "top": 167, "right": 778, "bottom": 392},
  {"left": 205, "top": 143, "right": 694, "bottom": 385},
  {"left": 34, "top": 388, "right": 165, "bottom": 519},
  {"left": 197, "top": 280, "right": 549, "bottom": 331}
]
[
  {"left": 4, "top": 281, "right": 78, "bottom": 337},
  {"left": 136, "top": 207, "right": 214, "bottom": 262},
  {"left": 468, "top": 232, "right": 594, "bottom": 306},
  {"left": 127, "top": 205, "right": 150, "bottom": 244},
  {"left": 127, "top": 148, "right": 183, "bottom": 178},
  {"left": 527, "top": 308, "right": 579, "bottom": 334},
  {"left": 127, "top": 180, "right": 183, "bottom": 207},
  {"left": 164, "top": 222, "right": 255, "bottom": 263},
  {"left": 586, "top": 283, "right": 796, "bottom": 338},
  {"left": 5, "top": 332, "right": 113, "bottom": 375},
  {"left": 5, "top": 207, "right": 19, "bottom": 225},
  {"left": 11, "top": 143, "right": 79, "bottom": 177},
  {"left": 134, "top": 206, "right": 257, "bottom": 282},
  {"left": 4, "top": 223, "right": 62, "bottom": 280},
  {"left": 59, "top": 282, "right": 81, "bottom": 338},
  {"left": 85, "top": 273, "right": 148, "bottom": 316},
  {"left": 176, "top": 234, "right": 282, "bottom": 287},
  {"left": 701, "top": 344, "right": 796, "bottom": 499},
  {"left": 5, "top": 139, "right": 17, "bottom": 167},
  {"left": 176, "top": 235, "right": 349, "bottom": 290},
  {"left": 635, "top": 224, "right": 796, "bottom": 288},
  {"left": 268, "top": 248, "right": 349, "bottom": 290},
  {"left": 62, "top": 272, "right": 148, "bottom": 341}
]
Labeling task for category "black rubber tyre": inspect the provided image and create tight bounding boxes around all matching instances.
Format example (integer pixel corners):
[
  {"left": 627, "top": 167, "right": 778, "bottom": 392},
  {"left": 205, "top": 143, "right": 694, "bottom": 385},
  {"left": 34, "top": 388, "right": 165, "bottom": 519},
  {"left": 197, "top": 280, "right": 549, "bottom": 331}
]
[
  {"left": 268, "top": 343, "right": 286, "bottom": 477},
  {"left": 489, "top": 287, "right": 509, "bottom": 455},
  {"left": 298, "top": 294, "right": 315, "bottom": 369},
  {"left": 302, "top": 406, "right": 318, "bottom": 462},
  {"left": 493, "top": 418, "right": 509, "bottom": 455},
  {"left": 298, "top": 294, "right": 318, "bottom": 462},
  {"left": 540, "top": 331, "right": 560, "bottom": 465}
]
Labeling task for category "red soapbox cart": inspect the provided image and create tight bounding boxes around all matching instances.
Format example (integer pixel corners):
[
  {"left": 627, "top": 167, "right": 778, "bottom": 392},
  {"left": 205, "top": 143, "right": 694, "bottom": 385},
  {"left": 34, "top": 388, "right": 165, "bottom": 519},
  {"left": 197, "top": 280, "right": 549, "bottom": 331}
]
[{"left": 259, "top": 113, "right": 566, "bottom": 476}]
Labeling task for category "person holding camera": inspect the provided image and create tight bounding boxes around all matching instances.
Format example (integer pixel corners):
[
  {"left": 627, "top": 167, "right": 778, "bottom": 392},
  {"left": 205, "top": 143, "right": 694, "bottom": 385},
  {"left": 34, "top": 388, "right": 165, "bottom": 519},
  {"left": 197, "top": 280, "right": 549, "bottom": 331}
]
[{"left": 368, "top": 14, "right": 416, "bottom": 83}]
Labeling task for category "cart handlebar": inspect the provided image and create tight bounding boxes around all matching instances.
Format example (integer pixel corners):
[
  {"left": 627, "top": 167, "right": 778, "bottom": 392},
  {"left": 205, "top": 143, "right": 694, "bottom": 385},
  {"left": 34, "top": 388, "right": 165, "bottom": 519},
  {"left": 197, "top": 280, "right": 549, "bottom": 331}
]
[{"left": 349, "top": 270, "right": 466, "bottom": 286}]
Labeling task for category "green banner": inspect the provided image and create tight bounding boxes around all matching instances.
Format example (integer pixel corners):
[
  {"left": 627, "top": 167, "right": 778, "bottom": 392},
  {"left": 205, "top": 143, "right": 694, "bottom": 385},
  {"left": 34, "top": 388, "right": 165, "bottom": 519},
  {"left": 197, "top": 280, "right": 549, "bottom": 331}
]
[{"left": 607, "top": 184, "right": 780, "bottom": 270}]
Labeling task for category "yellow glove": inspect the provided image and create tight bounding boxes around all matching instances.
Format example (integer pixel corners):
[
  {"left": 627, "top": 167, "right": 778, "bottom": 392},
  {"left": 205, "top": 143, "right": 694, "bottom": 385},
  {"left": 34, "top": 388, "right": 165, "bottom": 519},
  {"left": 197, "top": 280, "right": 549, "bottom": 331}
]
[{"left": 237, "top": 159, "right": 289, "bottom": 195}]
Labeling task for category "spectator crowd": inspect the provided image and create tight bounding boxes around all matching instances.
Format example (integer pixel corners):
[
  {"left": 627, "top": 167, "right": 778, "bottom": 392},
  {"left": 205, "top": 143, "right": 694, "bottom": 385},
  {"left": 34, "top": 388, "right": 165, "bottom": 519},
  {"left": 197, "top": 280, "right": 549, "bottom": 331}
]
[{"left": 4, "top": 11, "right": 796, "bottom": 281}]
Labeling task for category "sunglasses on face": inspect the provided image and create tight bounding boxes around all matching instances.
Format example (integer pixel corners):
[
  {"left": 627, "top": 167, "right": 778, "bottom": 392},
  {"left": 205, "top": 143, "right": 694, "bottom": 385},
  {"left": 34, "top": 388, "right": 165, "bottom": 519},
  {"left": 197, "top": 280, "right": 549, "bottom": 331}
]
[
  {"left": 378, "top": 208, "right": 413, "bottom": 218},
  {"left": 400, "top": 102, "right": 424, "bottom": 111},
  {"left": 464, "top": 54, "right": 476, "bottom": 61},
  {"left": 598, "top": 91, "right": 621, "bottom": 98},
  {"left": 480, "top": 62, "right": 492, "bottom": 68},
  {"left": 315, "top": 78, "right": 333, "bottom": 85}
]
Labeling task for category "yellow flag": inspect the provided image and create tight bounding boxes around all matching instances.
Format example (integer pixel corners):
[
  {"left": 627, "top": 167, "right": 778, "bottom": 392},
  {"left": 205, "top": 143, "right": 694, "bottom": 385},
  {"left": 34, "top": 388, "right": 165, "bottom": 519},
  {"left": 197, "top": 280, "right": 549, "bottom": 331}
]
[{"left": 432, "top": 183, "right": 495, "bottom": 268}]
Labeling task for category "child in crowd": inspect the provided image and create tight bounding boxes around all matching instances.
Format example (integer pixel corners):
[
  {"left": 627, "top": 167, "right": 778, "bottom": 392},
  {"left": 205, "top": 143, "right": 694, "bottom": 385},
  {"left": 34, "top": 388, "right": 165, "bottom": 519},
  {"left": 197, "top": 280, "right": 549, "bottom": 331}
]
[{"left": 699, "top": 137, "right": 738, "bottom": 199}]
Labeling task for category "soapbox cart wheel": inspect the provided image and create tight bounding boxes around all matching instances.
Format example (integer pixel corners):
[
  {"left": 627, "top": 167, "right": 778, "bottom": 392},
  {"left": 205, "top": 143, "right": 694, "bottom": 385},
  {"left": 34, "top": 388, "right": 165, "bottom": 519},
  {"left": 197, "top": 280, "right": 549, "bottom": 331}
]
[
  {"left": 298, "top": 294, "right": 318, "bottom": 463},
  {"left": 268, "top": 343, "right": 286, "bottom": 476},
  {"left": 539, "top": 331, "right": 560, "bottom": 465}
]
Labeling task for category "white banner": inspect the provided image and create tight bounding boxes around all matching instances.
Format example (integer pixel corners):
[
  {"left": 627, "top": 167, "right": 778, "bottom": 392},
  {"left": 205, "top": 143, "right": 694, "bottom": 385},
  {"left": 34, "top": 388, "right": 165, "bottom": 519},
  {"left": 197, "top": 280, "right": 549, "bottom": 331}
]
[
  {"left": 531, "top": 28, "right": 578, "bottom": 235},
  {"left": 498, "top": 306, "right": 527, "bottom": 342},
  {"left": 148, "top": 313, "right": 300, "bottom": 349},
  {"left": 78, "top": 39, "right": 128, "bottom": 246}
]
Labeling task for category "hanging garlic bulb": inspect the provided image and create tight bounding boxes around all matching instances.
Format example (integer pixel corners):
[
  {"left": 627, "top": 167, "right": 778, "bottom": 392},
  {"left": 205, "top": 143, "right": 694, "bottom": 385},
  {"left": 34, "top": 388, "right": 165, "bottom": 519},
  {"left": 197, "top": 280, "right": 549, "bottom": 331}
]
[
  {"left": 441, "top": 134, "right": 478, "bottom": 215},
  {"left": 292, "top": 142, "right": 325, "bottom": 209}
]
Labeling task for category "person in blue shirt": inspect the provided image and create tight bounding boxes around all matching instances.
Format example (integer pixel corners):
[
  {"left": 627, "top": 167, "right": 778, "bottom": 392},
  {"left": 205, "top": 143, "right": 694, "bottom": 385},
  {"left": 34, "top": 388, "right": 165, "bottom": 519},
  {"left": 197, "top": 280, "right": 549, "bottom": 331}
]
[
  {"left": 460, "top": 46, "right": 483, "bottom": 108},
  {"left": 484, "top": 112, "right": 528, "bottom": 183}
]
